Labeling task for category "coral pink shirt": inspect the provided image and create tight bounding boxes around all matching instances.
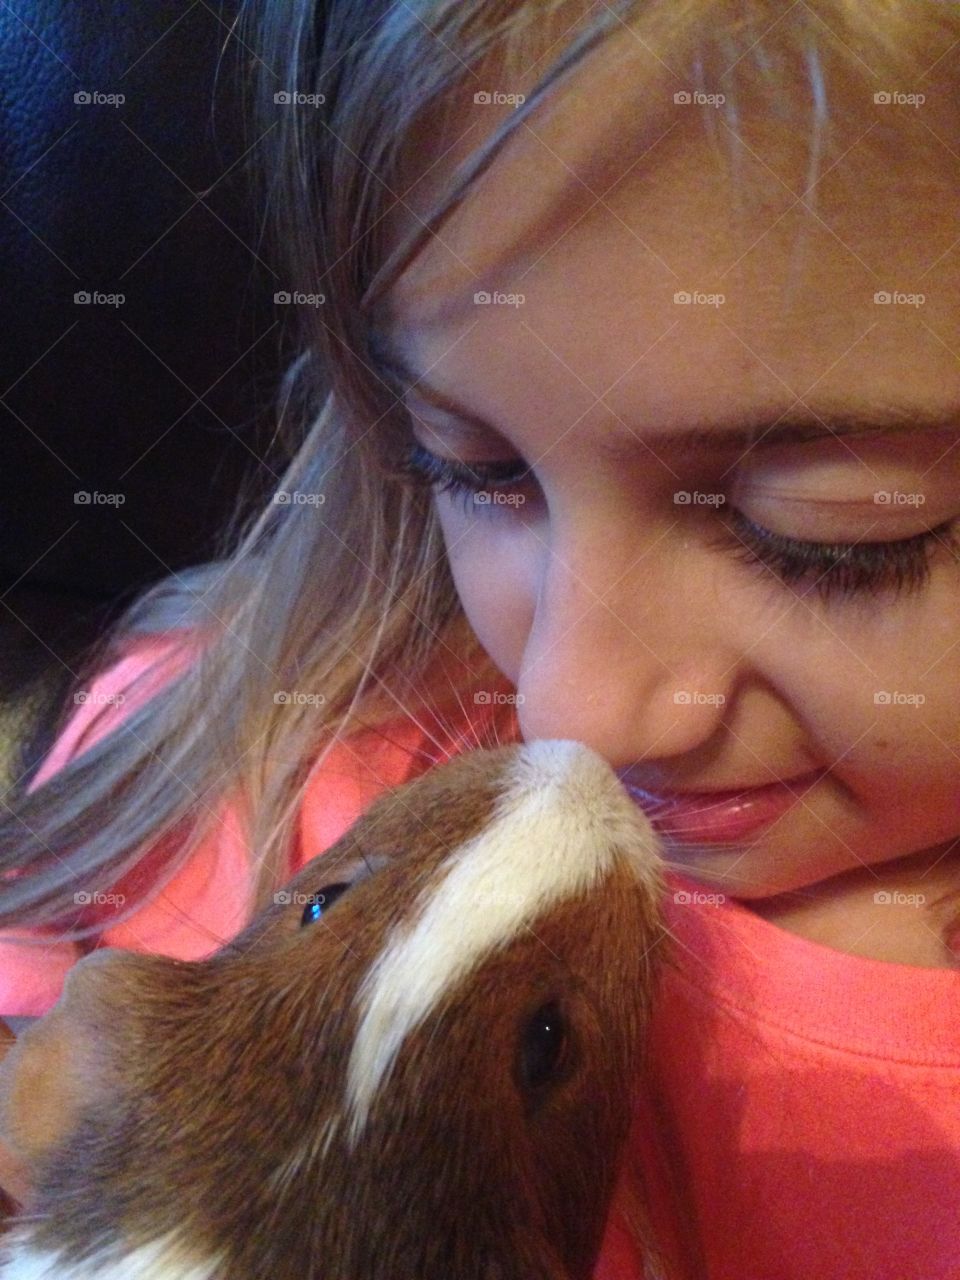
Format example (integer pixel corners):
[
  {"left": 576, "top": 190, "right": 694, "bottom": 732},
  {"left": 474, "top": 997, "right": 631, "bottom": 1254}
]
[{"left": 3, "top": 633, "right": 960, "bottom": 1279}]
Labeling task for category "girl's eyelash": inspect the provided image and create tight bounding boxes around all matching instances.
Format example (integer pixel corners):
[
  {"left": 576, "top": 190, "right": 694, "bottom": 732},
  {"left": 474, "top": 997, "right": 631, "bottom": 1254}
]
[
  {"left": 392, "top": 442, "right": 534, "bottom": 508},
  {"left": 713, "top": 508, "right": 960, "bottom": 604},
  {"left": 390, "top": 441, "right": 960, "bottom": 604}
]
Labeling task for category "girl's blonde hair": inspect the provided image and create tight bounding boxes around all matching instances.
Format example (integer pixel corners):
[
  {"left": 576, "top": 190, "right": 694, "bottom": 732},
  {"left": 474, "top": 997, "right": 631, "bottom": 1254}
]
[{"left": 0, "top": 0, "right": 954, "bottom": 939}]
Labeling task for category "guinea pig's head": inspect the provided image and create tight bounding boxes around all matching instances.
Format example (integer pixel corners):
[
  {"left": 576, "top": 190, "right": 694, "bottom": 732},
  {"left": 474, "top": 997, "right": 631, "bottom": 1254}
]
[{"left": 0, "top": 740, "right": 667, "bottom": 1280}]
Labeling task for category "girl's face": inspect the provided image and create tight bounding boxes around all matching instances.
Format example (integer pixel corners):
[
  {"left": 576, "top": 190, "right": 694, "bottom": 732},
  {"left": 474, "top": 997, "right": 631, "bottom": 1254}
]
[{"left": 378, "top": 24, "right": 960, "bottom": 897}]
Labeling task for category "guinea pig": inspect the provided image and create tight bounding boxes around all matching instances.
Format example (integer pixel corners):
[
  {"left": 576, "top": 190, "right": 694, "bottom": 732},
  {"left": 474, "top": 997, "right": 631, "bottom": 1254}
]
[{"left": 0, "top": 738, "right": 668, "bottom": 1280}]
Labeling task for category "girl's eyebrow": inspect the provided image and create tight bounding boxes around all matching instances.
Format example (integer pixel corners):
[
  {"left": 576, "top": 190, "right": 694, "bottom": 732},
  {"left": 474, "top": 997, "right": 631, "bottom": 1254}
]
[{"left": 368, "top": 330, "right": 958, "bottom": 455}]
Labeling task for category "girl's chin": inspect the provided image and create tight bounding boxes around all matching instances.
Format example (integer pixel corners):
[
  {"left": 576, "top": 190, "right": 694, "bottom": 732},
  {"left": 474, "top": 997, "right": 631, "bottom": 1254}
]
[{"left": 660, "top": 837, "right": 850, "bottom": 900}]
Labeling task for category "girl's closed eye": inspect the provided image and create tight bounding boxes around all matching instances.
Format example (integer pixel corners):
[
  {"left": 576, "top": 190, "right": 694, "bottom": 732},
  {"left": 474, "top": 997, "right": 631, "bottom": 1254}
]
[{"left": 391, "top": 437, "right": 960, "bottom": 606}]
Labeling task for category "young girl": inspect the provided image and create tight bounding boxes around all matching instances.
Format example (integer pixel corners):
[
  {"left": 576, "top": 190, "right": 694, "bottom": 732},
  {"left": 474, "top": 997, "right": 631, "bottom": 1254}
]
[{"left": 2, "top": 0, "right": 960, "bottom": 1274}]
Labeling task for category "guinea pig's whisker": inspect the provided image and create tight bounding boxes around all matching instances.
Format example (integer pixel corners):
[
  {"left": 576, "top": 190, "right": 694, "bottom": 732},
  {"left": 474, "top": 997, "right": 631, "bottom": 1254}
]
[{"left": 659, "top": 833, "right": 748, "bottom": 858}]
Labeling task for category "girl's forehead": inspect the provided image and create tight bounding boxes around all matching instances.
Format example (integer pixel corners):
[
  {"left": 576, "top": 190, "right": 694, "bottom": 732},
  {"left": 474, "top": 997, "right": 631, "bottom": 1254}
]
[
  {"left": 382, "top": 122, "right": 958, "bottom": 439},
  {"left": 385, "top": 20, "right": 957, "bottom": 343},
  {"left": 373, "top": 10, "right": 960, "bottom": 448}
]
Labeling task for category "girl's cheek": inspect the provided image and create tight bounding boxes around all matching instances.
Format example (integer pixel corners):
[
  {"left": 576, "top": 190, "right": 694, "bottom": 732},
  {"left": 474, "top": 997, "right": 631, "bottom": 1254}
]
[
  {"left": 437, "top": 505, "right": 538, "bottom": 682},
  {"left": 438, "top": 497, "right": 960, "bottom": 807}
]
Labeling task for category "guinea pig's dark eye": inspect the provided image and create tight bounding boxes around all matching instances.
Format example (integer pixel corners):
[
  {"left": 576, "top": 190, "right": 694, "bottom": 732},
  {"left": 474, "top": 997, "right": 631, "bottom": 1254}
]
[
  {"left": 300, "top": 882, "right": 352, "bottom": 926},
  {"left": 515, "top": 1000, "right": 574, "bottom": 1094}
]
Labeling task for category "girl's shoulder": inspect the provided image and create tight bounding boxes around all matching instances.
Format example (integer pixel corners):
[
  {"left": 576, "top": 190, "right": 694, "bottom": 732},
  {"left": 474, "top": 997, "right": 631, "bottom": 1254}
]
[
  {"left": 0, "top": 631, "right": 460, "bottom": 1016},
  {"left": 0, "top": 631, "right": 208, "bottom": 1015},
  {"left": 26, "top": 630, "right": 201, "bottom": 792}
]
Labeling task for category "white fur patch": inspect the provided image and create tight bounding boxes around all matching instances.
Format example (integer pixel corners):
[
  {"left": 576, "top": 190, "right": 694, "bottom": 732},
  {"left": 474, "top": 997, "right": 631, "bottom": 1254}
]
[
  {"left": 0, "top": 1230, "right": 224, "bottom": 1280},
  {"left": 344, "top": 739, "right": 658, "bottom": 1146}
]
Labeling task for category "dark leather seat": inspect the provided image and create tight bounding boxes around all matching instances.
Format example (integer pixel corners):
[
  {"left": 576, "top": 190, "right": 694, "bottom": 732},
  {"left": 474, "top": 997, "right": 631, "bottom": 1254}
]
[{"left": 0, "top": 1, "right": 283, "bottom": 793}]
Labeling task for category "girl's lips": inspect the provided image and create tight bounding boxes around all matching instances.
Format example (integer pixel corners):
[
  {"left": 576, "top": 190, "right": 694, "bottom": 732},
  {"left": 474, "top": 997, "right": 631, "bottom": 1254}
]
[{"left": 624, "top": 768, "right": 826, "bottom": 842}]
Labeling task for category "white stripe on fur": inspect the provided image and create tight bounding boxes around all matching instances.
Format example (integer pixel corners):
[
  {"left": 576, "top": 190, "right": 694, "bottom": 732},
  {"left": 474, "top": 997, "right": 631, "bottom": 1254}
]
[{"left": 0, "top": 1230, "right": 224, "bottom": 1280}]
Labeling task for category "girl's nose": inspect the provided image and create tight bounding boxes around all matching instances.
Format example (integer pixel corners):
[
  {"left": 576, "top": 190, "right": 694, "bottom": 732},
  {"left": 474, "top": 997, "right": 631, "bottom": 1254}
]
[{"left": 513, "top": 532, "right": 740, "bottom": 766}]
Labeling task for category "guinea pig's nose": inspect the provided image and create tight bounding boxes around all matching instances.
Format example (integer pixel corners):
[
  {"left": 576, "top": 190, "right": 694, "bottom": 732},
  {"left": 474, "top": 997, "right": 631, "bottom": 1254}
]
[
  {"left": 57, "top": 946, "right": 171, "bottom": 1022},
  {"left": 60, "top": 947, "right": 131, "bottom": 999}
]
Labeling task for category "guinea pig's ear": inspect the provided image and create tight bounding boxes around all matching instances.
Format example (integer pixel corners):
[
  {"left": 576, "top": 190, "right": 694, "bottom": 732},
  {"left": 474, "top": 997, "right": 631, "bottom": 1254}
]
[{"left": 0, "top": 947, "right": 179, "bottom": 1173}]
